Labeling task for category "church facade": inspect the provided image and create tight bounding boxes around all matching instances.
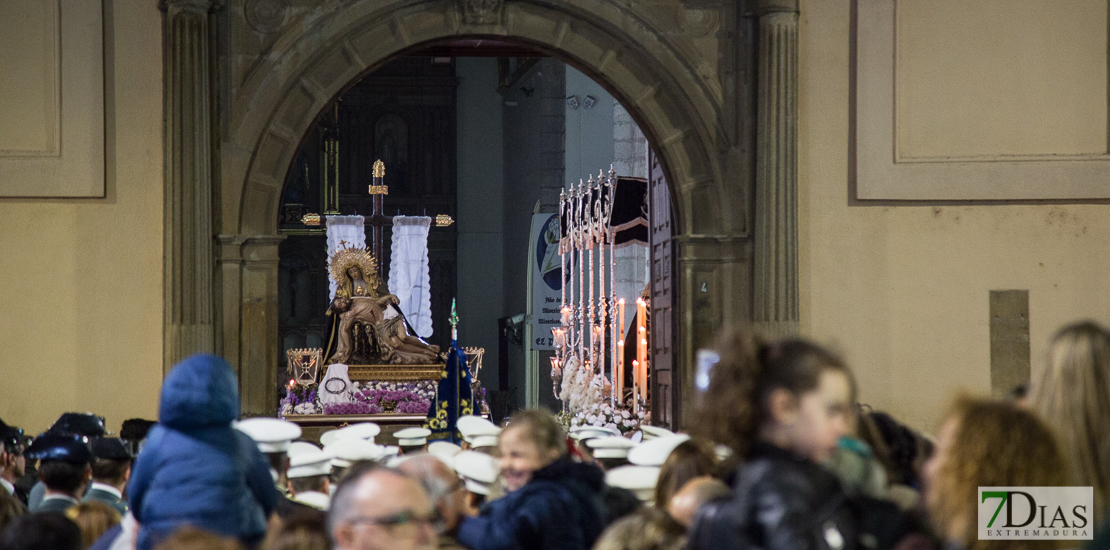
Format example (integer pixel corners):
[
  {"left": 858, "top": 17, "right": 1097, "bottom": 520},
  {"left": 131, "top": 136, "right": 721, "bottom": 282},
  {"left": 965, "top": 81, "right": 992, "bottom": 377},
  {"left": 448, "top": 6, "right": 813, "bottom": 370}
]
[{"left": 1, "top": 0, "right": 1106, "bottom": 433}]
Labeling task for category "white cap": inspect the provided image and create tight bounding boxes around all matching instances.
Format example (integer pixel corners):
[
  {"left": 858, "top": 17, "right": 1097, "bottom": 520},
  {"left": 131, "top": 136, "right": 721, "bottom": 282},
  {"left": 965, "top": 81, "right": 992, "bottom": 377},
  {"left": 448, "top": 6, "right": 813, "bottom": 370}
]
[
  {"left": 395, "top": 427, "right": 432, "bottom": 447},
  {"left": 287, "top": 448, "right": 332, "bottom": 479},
  {"left": 381, "top": 446, "right": 400, "bottom": 457},
  {"left": 627, "top": 433, "right": 691, "bottom": 467},
  {"left": 234, "top": 418, "right": 302, "bottom": 453},
  {"left": 333, "top": 422, "right": 381, "bottom": 443},
  {"left": 638, "top": 425, "right": 675, "bottom": 441},
  {"left": 326, "top": 439, "right": 384, "bottom": 468},
  {"left": 428, "top": 441, "right": 462, "bottom": 463},
  {"left": 452, "top": 450, "right": 499, "bottom": 495},
  {"left": 464, "top": 426, "right": 502, "bottom": 449},
  {"left": 291, "top": 491, "right": 330, "bottom": 511},
  {"left": 457, "top": 415, "right": 497, "bottom": 437},
  {"left": 569, "top": 425, "right": 620, "bottom": 442},
  {"left": 319, "top": 429, "right": 341, "bottom": 447},
  {"left": 287, "top": 441, "right": 321, "bottom": 459},
  {"left": 586, "top": 436, "right": 636, "bottom": 459},
  {"left": 605, "top": 465, "right": 660, "bottom": 502}
]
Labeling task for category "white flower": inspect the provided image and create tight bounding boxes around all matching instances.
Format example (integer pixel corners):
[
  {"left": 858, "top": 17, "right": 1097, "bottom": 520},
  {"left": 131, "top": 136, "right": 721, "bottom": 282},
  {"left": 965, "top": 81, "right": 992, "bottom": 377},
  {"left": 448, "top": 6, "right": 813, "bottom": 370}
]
[
  {"left": 621, "top": 410, "right": 630, "bottom": 419},
  {"left": 587, "top": 414, "right": 597, "bottom": 424},
  {"left": 606, "top": 423, "right": 617, "bottom": 431}
]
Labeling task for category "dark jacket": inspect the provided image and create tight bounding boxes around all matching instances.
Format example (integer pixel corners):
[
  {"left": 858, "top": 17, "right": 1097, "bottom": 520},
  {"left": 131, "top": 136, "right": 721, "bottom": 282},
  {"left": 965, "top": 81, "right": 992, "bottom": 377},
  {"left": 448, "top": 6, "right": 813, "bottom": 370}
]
[
  {"left": 83, "top": 486, "right": 128, "bottom": 516},
  {"left": 457, "top": 457, "right": 606, "bottom": 550},
  {"left": 128, "top": 355, "right": 277, "bottom": 550},
  {"left": 688, "top": 443, "right": 908, "bottom": 550},
  {"left": 34, "top": 495, "right": 79, "bottom": 514}
]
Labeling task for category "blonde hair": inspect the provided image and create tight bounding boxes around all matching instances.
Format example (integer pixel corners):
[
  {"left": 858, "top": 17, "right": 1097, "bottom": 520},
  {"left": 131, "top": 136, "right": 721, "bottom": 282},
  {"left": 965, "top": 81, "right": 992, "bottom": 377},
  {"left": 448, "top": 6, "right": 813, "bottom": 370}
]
[
  {"left": 65, "top": 501, "right": 120, "bottom": 550},
  {"left": 592, "top": 508, "right": 686, "bottom": 550},
  {"left": 1031, "top": 320, "right": 1110, "bottom": 526},
  {"left": 927, "top": 398, "right": 1067, "bottom": 550}
]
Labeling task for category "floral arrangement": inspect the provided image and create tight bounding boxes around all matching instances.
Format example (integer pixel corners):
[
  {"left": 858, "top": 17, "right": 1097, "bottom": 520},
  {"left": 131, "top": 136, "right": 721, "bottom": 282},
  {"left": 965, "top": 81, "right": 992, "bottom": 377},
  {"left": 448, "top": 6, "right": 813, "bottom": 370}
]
[
  {"left": 280, "top": 386, "right": 321, "bottom": 416},
  {"left": 567, "top": 401, "right": 650, "bottom": 435},
  {"left": 280, "top": 379, "right": 491, "bottom": 418}
]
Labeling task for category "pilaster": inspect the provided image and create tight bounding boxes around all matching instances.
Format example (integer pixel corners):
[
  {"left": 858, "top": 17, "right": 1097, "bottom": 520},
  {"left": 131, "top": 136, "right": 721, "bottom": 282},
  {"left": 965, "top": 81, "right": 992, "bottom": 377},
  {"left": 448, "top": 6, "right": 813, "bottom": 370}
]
[
  {"left": 752, "top": 2, "right": 799, "bottom": 338},
  {"left": 162, "top": 0, "right": 218, "bottom": 372},
  {"left": 239, "top": 235, "right": 284, "bottom": 417}
]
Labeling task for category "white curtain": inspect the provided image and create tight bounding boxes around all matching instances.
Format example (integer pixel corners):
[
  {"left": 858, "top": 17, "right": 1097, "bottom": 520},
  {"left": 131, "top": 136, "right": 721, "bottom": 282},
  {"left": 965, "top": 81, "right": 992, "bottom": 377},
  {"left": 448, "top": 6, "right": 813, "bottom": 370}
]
[
  {"left": 326, "top": 215, "right": 366, "bottom": 299},
  {"left": 387, "top": 216, "right": 433, "bottom": 338}
]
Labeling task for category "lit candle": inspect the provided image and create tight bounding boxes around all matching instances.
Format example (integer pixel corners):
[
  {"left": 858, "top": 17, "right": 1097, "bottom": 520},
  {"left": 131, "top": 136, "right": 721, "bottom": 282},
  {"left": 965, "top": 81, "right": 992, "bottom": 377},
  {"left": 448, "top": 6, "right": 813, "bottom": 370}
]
[
  {"left": 618, "top": 298, "right": 626, "bottom": 334},
  {"left": 617, "top": 339, "right": 625, "bottom": 402},
  {"left": 561, "top": 306, "right": 571, "bottom": 326},
  {"left": 641, "top": 338, "right": 649, "bottom": 402}
]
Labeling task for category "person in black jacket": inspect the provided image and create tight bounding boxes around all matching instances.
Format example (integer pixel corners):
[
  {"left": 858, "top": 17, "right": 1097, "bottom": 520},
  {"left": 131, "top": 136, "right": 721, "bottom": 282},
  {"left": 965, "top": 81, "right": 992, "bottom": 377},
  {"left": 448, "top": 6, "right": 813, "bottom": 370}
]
[
  {"left": 456, "top": 409, "right": 606, "bottom": 550},
  {"left": 688, "top": 330, "right": 910, "bottom": 550}
]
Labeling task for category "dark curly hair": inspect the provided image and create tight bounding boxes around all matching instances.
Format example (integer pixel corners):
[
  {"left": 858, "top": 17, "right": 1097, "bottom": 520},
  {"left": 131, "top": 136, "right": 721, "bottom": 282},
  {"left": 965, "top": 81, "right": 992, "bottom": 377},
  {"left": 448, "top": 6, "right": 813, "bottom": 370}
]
[{"left": 691, "top": 328, "right": 854, "bottom": 459}]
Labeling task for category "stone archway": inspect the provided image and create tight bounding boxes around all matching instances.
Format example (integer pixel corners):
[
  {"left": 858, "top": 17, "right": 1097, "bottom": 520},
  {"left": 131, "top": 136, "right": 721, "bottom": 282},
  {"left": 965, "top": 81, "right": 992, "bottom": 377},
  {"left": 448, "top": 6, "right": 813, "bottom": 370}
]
[{"left": 162, "top": 0, "right": 799, "bottom": 426}]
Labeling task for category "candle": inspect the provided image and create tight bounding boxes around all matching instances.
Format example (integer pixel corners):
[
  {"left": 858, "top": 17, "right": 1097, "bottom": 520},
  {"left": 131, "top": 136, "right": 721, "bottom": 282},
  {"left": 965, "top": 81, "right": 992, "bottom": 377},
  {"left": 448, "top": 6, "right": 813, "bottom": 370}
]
[
  {"left": 632, "top": 360, "right": 640, "bottom": 412},
  {"left": 617, "top": 339, "right": 625, "bottom": 402},
  {"left": 618, "top": 298, "right": 626, "bottom": 335},
  {"left": 641, "top": 338, "right": 649, "bottom": 402},
  {"left": 561, "top": 306, "right": 571, "bottom": 326}
]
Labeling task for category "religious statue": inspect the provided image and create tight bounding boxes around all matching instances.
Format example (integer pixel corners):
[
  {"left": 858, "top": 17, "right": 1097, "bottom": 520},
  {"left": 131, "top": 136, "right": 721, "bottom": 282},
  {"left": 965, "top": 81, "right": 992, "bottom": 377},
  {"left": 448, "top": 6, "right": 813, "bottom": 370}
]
[{"left": 325, "top": 243, "right": 442, "bottom": 365}]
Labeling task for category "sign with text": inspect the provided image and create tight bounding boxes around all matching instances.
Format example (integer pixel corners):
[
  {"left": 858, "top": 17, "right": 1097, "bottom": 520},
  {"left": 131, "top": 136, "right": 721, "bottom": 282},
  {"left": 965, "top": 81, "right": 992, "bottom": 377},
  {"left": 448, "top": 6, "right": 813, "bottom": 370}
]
[
  {"left": 529, "top": 213, "right": 563, "bottom": 351},
  {"left": 978, "top": 487, "right": 1093, "bottom": 540}
]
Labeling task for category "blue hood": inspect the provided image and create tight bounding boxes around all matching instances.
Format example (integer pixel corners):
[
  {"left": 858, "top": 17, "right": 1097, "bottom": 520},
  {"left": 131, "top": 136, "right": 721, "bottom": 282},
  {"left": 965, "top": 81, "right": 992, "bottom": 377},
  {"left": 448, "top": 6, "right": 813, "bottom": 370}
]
[{"left": 159, "top": 355, "right": 240, "bottom": 430}]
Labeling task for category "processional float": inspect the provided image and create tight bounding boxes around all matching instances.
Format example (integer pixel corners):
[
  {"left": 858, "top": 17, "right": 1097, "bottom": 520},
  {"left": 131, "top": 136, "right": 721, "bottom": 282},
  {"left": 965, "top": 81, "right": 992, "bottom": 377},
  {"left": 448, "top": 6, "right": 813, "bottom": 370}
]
[{"left": 552, "top": 167, "right": 650, "bottom": 414}]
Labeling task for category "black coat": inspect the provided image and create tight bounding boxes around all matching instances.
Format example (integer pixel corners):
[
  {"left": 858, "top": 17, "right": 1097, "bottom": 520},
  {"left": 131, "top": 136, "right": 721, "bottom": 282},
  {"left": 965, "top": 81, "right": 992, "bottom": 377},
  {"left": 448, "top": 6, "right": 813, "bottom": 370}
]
[
  {"left": 457, "top": 457, "right": 606, "bottom": 550},
  {"left": 688, "top": 443, "right": 908, "bottom": 550}
]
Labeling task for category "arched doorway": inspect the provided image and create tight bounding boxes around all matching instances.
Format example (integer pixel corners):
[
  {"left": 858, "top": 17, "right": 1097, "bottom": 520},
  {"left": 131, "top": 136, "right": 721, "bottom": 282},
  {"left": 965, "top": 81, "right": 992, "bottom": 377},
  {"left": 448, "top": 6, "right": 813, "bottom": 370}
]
[{"left": 164, "top": 0, "right": 764, "bottom": 428}]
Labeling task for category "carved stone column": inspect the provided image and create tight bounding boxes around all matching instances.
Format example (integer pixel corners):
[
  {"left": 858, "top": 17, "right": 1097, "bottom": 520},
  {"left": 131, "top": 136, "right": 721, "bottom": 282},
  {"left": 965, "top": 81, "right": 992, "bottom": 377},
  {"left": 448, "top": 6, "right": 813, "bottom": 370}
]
[
  {"left": 161, "top": 0, "right": 217, "bottom": 372},
  {"left": 752, "top": 0, "right": 799, "bottom": 337}
]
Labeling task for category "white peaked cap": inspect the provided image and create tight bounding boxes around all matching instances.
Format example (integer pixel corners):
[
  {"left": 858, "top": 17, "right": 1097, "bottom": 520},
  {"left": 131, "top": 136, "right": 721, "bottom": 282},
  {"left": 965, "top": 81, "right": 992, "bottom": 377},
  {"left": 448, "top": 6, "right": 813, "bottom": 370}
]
[
  {"left": 287, "top": 448, "right": 332, "bottom": 479},
  {"left": 319, "top": 429, "right": 340, "bottom": 447},
  {"left": 638, "top": 425, "right": 675, "bottom": 441},
  {"left": 326, "top": 439, "right": 384, "bottom": 468},
  {"left": 333, "top": 422, "right": 381, "bottom": 443},
  {"left": 457, "top": 415, "right": 497, "bottom": 437},
  {"left": 291, "top": 491, "right": 330, "bottom": 511},
  {"left": 569, "top": 425, "right": 620, "bottom": 441},
  {"left": 234, "top": 418, "right": 302, "bottom": 453},
  {"left": 428, "top": 441, "right": 462, "bottom": 463},
  {"left": 605, "top": 465, "right": 661, "bottom": 502},
  {"left": 452, "top": 450, "right": 499, "bottom": 495},
  {"left": 627, "top": 433, "right": 691, "bottom": 467},
  {"left": 463, "top": 426, "right": 502, "bottom": 447},
  {"left": 586, "top": 436, "right": 636, "bottom": 459},
  {"left": 287, "top": 441, "right": 321, "bottom": 459},
  {"left": 394, "top": 427, "right": 432, "bottom": 447},
  {"left": 381, "top": 446, "right": 400, "bottom": 457}
]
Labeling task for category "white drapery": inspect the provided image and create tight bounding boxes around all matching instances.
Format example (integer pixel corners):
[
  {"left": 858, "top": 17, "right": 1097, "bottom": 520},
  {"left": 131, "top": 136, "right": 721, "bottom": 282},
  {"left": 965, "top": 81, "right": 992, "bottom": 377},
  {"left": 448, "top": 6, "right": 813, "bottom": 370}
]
[
  {"left": 387, "top": 216, "right": 433, "bottom": 339},
  {"left": 319, "top": 364, "right": 354, "bottom": 405},
  {"left": 326, "top": 215, "right": 366, "bottom": 299}
]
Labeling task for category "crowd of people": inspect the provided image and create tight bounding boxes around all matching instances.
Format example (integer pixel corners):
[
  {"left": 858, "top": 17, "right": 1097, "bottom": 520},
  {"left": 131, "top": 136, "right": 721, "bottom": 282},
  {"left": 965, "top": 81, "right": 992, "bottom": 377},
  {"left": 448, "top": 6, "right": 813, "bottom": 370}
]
[{"left": 1, "top": 320, "right": 1109, "bottom": 550}]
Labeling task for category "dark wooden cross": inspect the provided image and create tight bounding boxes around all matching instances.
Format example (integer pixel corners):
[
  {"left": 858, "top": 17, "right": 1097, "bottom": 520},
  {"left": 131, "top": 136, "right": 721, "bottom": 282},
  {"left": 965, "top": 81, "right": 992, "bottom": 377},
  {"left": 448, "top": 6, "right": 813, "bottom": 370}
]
[{"left": 364, "top": 159, "right": 392, "bottom": 276}]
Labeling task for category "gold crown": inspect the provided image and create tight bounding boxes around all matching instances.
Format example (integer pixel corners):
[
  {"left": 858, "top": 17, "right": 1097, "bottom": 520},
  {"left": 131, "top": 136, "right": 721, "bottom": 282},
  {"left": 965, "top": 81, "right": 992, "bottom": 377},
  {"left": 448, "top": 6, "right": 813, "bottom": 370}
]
[{"left": 328, "top": 241, "right": 380, "bottom": 291}]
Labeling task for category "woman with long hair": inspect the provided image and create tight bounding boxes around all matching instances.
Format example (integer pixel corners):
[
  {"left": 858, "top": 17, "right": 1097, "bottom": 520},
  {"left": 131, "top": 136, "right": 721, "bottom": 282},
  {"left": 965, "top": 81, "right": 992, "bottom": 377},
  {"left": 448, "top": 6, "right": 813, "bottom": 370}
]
[
  {"left": 924, "top": 398, "right": 1069, "bottom": 550},
  {"left": 1029, "top": 320, "right": 1110, "bottom": 526}
]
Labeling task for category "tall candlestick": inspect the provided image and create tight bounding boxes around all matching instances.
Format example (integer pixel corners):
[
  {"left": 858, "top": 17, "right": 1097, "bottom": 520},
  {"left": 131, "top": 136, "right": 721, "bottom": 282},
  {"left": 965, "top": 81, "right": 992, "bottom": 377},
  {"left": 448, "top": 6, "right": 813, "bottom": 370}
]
[{"left": 631, "top": 359, "right": 639, "bottom": 413}]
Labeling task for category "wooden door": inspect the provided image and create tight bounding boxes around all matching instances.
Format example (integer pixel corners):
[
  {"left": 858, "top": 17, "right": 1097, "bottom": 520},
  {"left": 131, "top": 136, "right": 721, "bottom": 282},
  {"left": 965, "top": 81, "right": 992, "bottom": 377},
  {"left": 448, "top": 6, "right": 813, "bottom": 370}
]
[{"left": 648, "top": 148, "right": 677, "bottom": 429}]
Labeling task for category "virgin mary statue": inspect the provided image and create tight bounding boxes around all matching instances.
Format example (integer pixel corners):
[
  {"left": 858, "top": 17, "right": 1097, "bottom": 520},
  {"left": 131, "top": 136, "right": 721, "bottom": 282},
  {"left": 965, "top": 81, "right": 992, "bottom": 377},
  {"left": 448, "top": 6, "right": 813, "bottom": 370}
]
[{"left": 324, "top": 244, "right": 441, "bottom": 365}]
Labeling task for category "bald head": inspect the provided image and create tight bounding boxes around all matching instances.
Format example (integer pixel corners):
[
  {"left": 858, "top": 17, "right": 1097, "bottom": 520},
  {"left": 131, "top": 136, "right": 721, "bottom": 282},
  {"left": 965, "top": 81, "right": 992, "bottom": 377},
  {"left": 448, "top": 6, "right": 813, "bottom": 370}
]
[
  {"left": 329, "top": 465, "right": 437, "bottom": 550},
  {"left": 667, "top": 476, "right": 730, "bottom": 527},
  {"left": 398, "top": 454, "right": 465, "bottom": 534}
]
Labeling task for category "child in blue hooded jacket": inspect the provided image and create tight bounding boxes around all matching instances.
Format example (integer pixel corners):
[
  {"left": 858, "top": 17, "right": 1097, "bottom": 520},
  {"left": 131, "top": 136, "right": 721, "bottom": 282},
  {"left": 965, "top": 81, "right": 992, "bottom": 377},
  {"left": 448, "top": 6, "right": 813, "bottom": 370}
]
[{"left": 128, "top": 354, "right": 277, "bottom": 550}]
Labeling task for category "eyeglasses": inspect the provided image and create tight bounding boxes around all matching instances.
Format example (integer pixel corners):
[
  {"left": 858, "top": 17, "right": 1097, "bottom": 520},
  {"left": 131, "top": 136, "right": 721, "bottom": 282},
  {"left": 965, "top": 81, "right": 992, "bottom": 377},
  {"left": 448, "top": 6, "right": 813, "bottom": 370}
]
[{"left": 349, "top": 510, "right": 442, "bottom": 534}]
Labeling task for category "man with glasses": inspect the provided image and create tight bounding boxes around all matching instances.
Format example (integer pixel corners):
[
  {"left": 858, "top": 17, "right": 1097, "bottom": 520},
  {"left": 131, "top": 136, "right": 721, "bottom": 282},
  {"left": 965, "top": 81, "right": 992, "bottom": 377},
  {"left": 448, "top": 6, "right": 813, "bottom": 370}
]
[
  {"left": 397, "top": 454, "right": 468, "bottom": 550},
  {"left": 328, "top": 462, "right": 438, "bottom": 550}
]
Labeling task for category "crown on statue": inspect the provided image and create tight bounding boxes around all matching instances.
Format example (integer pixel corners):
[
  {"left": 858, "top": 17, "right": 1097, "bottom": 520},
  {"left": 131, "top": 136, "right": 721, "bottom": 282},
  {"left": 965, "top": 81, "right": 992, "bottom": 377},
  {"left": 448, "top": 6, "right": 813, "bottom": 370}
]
[{"left": 328, "top": 241, "right": 380, "bottom": 289}]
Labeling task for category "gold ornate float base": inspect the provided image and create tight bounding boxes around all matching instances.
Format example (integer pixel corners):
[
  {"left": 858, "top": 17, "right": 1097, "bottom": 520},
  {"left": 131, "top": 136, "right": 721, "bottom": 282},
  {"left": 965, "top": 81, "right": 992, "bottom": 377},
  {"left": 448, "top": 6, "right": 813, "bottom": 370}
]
[{"left": 345, "top": 363, "right": 443, "bottom": 382}]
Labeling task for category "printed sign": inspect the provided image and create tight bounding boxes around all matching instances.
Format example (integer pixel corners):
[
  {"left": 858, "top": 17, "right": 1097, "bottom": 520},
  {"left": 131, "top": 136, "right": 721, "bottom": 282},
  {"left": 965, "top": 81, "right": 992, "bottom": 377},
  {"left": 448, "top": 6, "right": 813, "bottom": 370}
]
[
  {"left": 530, "top": 213, "right": 564, "bottom": 351},
  {"left": 978, "top": 487, "right": 1093, "bottom": 540}
]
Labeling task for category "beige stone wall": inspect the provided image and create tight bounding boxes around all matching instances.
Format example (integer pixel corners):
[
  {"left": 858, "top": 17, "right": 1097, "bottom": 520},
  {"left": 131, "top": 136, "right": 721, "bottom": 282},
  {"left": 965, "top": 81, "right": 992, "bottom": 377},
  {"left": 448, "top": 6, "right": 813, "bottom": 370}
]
[
  {"left": 799, "top": 0, "right": 1110, "bottom": 432},
  {"left": 0, "top": 2, "right": 163, "bottom": 433}
]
